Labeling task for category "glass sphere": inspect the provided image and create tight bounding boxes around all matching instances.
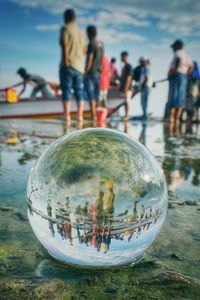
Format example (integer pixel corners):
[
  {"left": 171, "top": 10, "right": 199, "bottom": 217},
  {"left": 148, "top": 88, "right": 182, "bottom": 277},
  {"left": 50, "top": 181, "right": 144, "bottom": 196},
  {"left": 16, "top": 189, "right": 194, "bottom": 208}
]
[{"left": 27, "top": 128, "right": 167, "bottom": 266}]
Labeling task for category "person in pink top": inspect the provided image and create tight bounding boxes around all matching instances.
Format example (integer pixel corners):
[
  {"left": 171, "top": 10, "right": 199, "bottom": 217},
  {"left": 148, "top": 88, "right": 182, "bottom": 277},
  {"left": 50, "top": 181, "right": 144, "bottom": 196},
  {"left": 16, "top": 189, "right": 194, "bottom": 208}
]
[
  {"left": 99, "top": 54, "right": 111, "bottom": 107},
  {"left": 110, "top": 57, "right": 119, "bottom": 86}
]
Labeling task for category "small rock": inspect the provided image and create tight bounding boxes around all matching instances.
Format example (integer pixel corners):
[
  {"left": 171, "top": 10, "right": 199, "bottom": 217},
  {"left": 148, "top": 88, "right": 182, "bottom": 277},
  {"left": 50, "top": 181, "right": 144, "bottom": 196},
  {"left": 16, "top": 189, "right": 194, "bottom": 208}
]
[
  {"left": 168, "top": 203, "right": 175, "bottom": 209},
  {"left": 134, "top": 260, "right": 162, "bottom": 270},
  {"left": 0, "top": 206, "right": 15, "bottom": 212},
  {"left": 170, "top": 253, "right": 183, "bottom": 260},
  {"left": 105, "top": 287, "right": 117, "bottom": 293},
  {"left": 140, "top": 271, "right": 193, "bottom": 285},
  {"left": 185, "top": 200, "right": 198, "bottom": 206},
  {"left": 12, "top": 212, "right": 28, "bottom": 221}
]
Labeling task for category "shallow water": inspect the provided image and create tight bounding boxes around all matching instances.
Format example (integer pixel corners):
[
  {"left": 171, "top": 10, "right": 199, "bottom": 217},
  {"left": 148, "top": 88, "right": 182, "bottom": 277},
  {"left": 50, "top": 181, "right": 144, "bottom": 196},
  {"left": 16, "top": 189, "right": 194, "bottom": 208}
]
[{"left": 0, "top": 118, "right": 200, "bottom": 300}]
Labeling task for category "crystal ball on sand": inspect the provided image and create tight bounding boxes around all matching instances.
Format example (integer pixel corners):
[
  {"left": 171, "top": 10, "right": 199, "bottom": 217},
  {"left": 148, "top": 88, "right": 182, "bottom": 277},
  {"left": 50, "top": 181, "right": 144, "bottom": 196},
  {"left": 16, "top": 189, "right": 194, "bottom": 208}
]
[{"left": 27, "top": 128, "right": 167, "bottom": 267}]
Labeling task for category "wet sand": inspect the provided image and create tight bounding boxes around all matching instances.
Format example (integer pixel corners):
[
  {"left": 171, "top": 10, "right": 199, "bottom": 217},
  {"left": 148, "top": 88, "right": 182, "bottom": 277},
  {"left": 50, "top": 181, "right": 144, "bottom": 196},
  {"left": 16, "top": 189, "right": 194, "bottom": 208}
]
[{"left": 0, "top": 118, "right": 200, "bottom": 300}]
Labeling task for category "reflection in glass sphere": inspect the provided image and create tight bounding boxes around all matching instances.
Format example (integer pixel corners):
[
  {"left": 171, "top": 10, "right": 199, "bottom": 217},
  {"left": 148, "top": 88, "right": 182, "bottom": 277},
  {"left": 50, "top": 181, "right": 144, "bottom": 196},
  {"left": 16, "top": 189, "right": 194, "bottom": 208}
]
[{"left": 27, "top": 128, "right": 168, "bottom": 266}]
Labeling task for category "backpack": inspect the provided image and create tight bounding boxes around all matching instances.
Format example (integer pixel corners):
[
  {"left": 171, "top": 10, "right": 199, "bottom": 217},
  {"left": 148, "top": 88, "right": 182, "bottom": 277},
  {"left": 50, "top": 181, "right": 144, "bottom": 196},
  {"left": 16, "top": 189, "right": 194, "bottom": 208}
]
[{"left": 133, "top": 65, "right": 141, "bottom": 82}]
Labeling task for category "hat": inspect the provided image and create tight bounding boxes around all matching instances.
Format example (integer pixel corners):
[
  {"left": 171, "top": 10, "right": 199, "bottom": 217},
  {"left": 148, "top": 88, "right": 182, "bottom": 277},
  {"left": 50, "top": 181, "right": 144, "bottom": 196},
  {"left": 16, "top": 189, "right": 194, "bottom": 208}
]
[{"left": 170, "top": 39, "right": 184, "bottom": 49}]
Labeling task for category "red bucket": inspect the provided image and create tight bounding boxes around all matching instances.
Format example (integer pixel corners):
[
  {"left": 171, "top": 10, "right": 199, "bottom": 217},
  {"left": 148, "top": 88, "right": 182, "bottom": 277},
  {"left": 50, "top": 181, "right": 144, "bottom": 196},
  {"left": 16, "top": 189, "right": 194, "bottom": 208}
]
[{"left": 96, "top": 107, "right": 108, "bottom": 123}]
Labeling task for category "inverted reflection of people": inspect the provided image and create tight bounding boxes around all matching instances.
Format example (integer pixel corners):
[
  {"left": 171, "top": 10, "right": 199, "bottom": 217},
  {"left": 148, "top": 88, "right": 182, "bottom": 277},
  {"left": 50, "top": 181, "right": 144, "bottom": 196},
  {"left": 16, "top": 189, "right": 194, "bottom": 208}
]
[
  {"left": 139, "top": 122, "right": 147, "bottom": 146},
  {"left": 90, "top": 227, "right": 97, "bottom": 248},
  {"left": 55, "top": 203, "right": 65, "bottom": 239},
  {"left": 57, "top": 222, "right": 65, "bottom": 239},
  {"left": 17, "top": 68, "right": 54, "bottom": 100},
  {"left": 47, "top": 201, "right": 55, "bottom": 237},
  {"left": 136, "top": 227, "right": 141, "bottom": 238},
  {"left": 83, "top": 201, "right": 89, "bottom": 216},
  {"left": 100, "top": 228, "right": 111, "bottom": 253},
  {"left": 99, "top": 54, "right": 111, "bottom": 107},
  {"left": 167, "top": 39, "right": 193, "bottom": 125},
  {"left": 139, "top": 58, "right": 153, "bottom": 120},
  {"left": 65, "top": 196, "right": 70, "bottom": 210},
  {"left": 95, "top": 190, "right": 104, "bottom": 225},
  {"left": 90, "top": 202, "right": 98, "bottom": 222},
  {"left": 102, "top": 179, "right": 115, "bottom": 214},
  {"left": 85, "top": 25, "right": 104, "bottom": 121},
  {"left": 63, "top": 218, "right": 73, "bottom": 245},
  {"left": 132, "top": 200, "right": 138, "bottom": 221},
  {"left": 140, "top": 205, "right": 145, "bottom": 220},
  {"left": 128, "top": 229, "right": 134, "bottom": 242},
  {"left": 59, "top": 9, "right": 86, "bottom": 122},
  {"left": 96, "top": 230, "right": 102, "bottom": 251},
  {"left": 120, "top": 51, "right": 133, "bottom": 121}
]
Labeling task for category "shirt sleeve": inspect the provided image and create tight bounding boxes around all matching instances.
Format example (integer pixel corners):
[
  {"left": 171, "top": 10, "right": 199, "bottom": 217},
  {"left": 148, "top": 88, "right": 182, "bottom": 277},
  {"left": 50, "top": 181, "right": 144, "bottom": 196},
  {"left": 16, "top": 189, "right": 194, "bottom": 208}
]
[
  {"left": 127, "top": 65, "right": 133, "bottom": 77},
  {"left": 60, "top": 26, "right": 70, "bottom": 46},
  {"left": 87, "top": 42, "right": 95, "bottom": 55}
]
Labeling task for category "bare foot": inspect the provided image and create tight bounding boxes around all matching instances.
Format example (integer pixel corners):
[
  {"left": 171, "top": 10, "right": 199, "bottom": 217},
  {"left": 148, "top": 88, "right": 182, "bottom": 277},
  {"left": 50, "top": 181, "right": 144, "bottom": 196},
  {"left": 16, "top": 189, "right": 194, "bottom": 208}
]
[{"left": 122, "top": 116, "right": 128, "bottom": 122}]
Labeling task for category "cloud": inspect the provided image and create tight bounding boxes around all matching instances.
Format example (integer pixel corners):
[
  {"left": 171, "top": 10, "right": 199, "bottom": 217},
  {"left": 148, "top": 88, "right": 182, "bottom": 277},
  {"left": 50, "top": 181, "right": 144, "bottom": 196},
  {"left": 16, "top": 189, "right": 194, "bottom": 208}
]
[
  {"left": 98, "top": 28, "right": 145, "bottom": 43},
  {"left": 84, "top": 11, "right": 151, "bottom": 28},
  {"left": 158, "top": 22, "right": 192, "bottom": 36},
  {"left": 10, "top": 0, "right": 200, "bottom": 39},
  {"left": 35, "top": 24, "right": 60, "bottom": 32},
  {"left": 34, "top": 23, "right": 145, "bottom": 43}
]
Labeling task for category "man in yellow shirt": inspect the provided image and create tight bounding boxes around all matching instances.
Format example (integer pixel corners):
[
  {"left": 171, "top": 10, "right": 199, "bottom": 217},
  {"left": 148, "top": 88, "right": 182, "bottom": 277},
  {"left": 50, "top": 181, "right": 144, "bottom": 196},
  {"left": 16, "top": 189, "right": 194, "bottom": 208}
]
[{"left": 59, "top": 9, "right": 86, "bottom": 122}]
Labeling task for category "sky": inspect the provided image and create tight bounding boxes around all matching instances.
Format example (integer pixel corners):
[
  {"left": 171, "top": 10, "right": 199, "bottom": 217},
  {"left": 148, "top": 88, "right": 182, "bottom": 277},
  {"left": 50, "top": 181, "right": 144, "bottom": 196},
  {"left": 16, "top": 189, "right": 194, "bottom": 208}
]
[{"left": 0, "top": 0, "right": 200, "bottom": 116}]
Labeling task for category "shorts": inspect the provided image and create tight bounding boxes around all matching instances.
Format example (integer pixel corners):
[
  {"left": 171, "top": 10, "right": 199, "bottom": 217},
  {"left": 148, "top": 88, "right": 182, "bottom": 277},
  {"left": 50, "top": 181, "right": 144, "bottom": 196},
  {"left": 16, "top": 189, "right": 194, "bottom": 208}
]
[
  {"left": 84, "top": 72, "right": 100, "bottom": 101},
  {"left": 59, "top": 66, "right": 84, "bottom": 102},
  {"left": 99, "top": 90, "right": 108, "bottom": 102},
  {"left": 168, "top": 73, "right": 187, "bottom": 109}
]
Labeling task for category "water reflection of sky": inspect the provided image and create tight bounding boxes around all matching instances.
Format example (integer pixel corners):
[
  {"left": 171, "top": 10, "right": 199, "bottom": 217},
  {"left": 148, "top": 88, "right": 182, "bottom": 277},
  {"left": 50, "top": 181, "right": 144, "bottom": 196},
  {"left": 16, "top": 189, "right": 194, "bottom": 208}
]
[{"left": 0, "top": 120, "right": 199, "bottom": 203}]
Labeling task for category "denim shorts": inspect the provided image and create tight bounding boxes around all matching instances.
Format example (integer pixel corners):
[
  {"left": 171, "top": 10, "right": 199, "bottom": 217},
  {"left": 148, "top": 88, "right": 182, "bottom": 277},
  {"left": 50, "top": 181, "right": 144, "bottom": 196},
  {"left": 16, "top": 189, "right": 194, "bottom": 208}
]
[
  {"left": 59, "top": 67, "right": 84, "bottom": 102},
  {"left": 168, "top": 73, "right": 188, "bottom": 108},
  {"left": 84, "top": 72, "right": 100, "bottom": 101}
]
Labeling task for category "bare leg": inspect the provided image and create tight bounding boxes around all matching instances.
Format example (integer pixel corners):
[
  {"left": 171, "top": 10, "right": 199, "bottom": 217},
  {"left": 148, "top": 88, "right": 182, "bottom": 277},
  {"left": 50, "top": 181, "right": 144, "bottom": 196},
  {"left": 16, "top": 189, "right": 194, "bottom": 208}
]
[
  {"left": 169, "top": 108, "right": 175, "bottom": 124},
  {"left": 124, "top": 102, "right": 129, "bottom": 121},
  {"left": 77, "top": 100, "right": 84, "bottom": 122},
  {"left": 169, "top": 121, "right": 174, "bottom": 137},
  {"left": 175, "top": 108, "right": 183, "bottom": 125},
  {"left": 90, "top": 100, "right": 97, "bottom": 121},
  {"left": 63, "top": 101, "right": 71, "bottom": 121}
]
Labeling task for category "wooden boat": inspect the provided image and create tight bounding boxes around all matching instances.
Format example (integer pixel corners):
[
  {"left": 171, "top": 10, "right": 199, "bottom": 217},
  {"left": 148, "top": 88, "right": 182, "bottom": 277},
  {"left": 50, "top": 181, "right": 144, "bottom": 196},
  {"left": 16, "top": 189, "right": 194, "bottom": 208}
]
[{"left": 0, "top": 89, "right": 125, "bottom": 119}]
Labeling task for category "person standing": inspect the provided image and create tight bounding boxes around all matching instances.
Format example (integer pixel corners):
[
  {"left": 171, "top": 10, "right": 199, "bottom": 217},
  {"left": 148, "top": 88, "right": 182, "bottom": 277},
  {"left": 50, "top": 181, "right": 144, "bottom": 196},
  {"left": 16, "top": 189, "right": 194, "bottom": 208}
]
[
  {"left": 167, "top": 39, "right": 193, "bottom": 124},
  {"left": 139, "top": 58, "right": 153, "bottom": 120},
  {"left": 110, "top": 57, "right": 119, "bottom": 86},
  {"left": 186, "top": 61, "right": 200, "bottom": 122},
  {"left": 120, "top": 51, "right": 133, "bottom": 121},
  {"left": 99, "top": 54, "right": 111, "bottom": 107},
  {"left": 59, "top": 9, "right": 86, "bottom": 122},
  {"left": 85, "top": 25, "right": 104, "bottom": 121}
]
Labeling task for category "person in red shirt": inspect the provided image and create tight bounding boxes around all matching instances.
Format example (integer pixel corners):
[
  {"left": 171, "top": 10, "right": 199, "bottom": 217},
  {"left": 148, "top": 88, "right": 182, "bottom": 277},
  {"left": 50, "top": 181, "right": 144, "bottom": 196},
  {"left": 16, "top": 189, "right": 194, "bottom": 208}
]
[
  {"left": 110, "top": 57, "right": 119, "bottom": 86},
  {"left": 99, "top": 54, "right": 111, "bottom": 107}
]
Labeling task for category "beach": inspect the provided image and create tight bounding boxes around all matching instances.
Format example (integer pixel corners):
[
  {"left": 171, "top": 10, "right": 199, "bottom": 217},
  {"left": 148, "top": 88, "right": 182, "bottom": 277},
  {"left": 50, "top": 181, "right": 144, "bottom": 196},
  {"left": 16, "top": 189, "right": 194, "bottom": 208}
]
[{"left": 0, "top": 118, "right": 200, "bottom": 299}]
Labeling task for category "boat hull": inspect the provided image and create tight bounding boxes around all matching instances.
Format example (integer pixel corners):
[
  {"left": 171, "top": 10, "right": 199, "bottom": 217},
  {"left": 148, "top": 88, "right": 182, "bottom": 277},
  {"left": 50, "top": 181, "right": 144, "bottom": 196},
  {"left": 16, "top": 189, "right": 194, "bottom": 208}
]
[{"left": 0, "top": 96, "right": 124, "bottom": 119}]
